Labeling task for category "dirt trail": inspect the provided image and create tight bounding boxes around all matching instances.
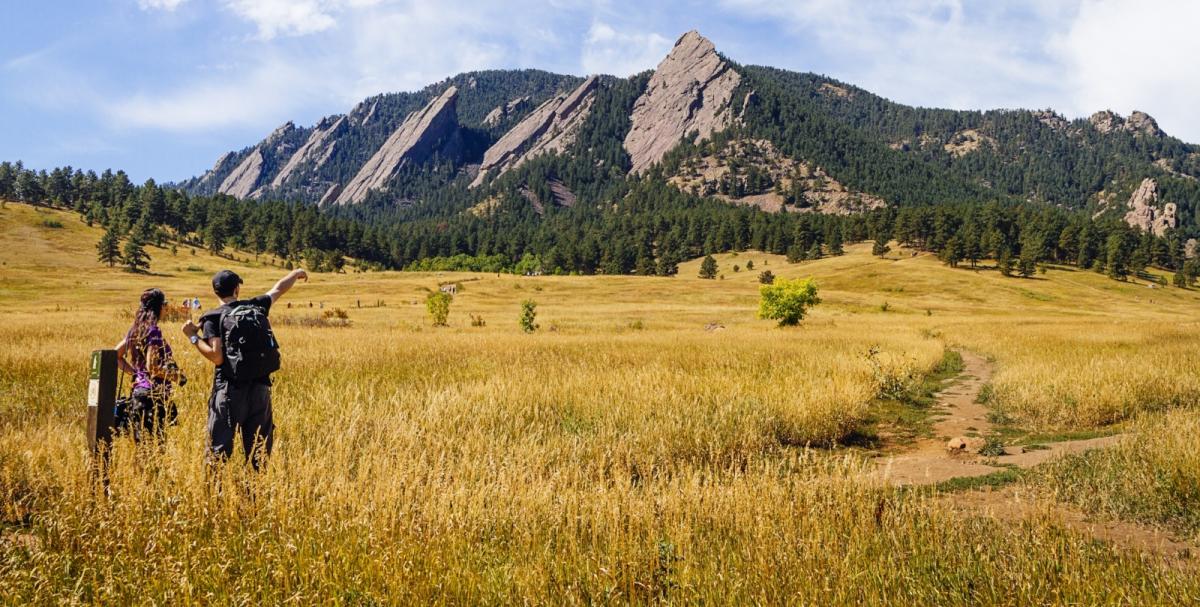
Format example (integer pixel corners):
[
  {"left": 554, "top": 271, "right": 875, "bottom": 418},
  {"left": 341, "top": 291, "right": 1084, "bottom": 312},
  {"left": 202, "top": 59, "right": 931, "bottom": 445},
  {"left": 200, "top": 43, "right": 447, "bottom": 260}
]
[
  {"left": 873, "top": 351, "right": 1198, "bottom": 565},
  {"left": 874, "top": 350, "right": 1122, "bottom": 486}
]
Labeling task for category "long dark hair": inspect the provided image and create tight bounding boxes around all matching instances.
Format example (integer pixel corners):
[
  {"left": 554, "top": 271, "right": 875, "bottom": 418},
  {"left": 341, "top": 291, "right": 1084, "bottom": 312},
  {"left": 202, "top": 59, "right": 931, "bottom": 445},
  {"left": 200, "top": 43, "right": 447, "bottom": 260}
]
[{"left": 128, "top": 288, "right": 165, "bottom": 367}]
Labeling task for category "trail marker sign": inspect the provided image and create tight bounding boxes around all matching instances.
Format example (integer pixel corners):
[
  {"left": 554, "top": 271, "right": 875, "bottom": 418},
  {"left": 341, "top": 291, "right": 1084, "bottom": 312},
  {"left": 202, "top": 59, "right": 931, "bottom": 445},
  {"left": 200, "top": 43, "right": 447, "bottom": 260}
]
[{"left": 86, "top": 349, "right": 117, "bottom": 453}]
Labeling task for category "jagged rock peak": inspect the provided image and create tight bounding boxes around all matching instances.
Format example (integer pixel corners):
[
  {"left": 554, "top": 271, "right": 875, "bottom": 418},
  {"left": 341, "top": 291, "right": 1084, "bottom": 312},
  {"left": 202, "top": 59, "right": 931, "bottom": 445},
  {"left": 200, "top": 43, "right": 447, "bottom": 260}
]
[
  {"left": 1090, "top": 109, "right": 1163, "bottom": 137},
  {"left": 1089, "top": 110, "right": 1122, "bottom": 134},
  {"left": 271, "top": 116, "right": 347, "bottom": 189},
  {"left": 1031, "top": 109, "right": 1068, "bottom": 131},
  {"left": 1124, "top": 177, "right": 1176, "bottom": 236},
  {"left": 471, "top": 77, "right": 599, "bottom": 188},
  {"left": 333, "top": 86, "right": 461, "bottom": 205},
  {"left": 624, "top": 30, "right": 742, "bottom": 174},
  {"left": 483, "top": 96, "right": 531, "bottom": 127},
  {"left": 267, "top": 121, "right": 296, "bottom": 142},
  {"left": 1126, "top": 111, "right": 1162, "bottom": 137},
  {"left": 197, "top": 152, "right": 236, "bottom": 187}
]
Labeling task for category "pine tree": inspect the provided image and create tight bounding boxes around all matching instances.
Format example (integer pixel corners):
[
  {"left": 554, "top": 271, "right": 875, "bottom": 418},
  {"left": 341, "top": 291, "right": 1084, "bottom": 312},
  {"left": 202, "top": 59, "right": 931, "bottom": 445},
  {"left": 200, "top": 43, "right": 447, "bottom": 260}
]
[
  {"left": 699, "top": 254, "right": 718, "bottom": 279},
  {"left": 96, "top": 224, "right": 121, "bottom": 267},
  {"left": 1106, "top": 232, "right": 1131, "bottom": 280},
  {"left": 122, "top": 218, "right": 152, "bottom": 272}
]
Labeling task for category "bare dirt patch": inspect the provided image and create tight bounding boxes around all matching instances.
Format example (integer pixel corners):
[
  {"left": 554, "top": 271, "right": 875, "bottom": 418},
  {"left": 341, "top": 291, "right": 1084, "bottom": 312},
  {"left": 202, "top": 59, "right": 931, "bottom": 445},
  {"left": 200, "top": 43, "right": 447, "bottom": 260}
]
[{"left": 874, "top": 351, "right": 1125, "bottom": 485}]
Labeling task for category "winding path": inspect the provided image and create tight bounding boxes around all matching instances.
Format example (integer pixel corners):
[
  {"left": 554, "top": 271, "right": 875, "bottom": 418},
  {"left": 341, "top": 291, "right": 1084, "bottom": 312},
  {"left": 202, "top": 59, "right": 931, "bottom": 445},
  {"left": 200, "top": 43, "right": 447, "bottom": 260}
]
[
  {"left": 875, "top": 350, "right": 1122, "bottom": 486},
  {"left": 873, "top": 351, "right": 1196, "bottom": 565}
]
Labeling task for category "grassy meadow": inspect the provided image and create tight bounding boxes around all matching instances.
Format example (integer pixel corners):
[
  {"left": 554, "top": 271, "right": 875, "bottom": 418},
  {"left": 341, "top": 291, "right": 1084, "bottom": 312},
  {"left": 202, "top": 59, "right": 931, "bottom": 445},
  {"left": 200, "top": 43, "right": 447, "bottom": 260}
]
[{"left": 2, "top": 201, "right": 1200, "bottom": 604}]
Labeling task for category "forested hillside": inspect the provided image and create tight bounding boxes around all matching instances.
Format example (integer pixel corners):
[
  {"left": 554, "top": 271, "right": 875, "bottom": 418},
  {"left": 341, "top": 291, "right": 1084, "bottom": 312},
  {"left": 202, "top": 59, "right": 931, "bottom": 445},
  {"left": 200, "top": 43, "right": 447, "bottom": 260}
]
[{"left": 3, "top": 31, "right": 1198, "bottom": 282}]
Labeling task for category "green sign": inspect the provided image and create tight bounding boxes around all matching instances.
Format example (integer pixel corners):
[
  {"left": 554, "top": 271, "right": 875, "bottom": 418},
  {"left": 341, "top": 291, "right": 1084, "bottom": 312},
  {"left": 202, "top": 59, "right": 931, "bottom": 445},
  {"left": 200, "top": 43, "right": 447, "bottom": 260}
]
[{"left": 89, "top": 351, "right": 101, "bottom": 380}]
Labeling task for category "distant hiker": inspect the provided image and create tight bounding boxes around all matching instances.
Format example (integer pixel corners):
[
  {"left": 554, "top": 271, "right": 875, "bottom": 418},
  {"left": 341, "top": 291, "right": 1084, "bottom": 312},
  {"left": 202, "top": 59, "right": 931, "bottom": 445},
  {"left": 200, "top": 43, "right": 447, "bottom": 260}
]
[
  {"left": 182, "top": 268, "right": 307, "bottom": 468},
  {"left": 115, "top": 288, "right": 185, "bottom": 442},
  {"left": 193, "top": 297, "right": 201, "bottom": 311}
]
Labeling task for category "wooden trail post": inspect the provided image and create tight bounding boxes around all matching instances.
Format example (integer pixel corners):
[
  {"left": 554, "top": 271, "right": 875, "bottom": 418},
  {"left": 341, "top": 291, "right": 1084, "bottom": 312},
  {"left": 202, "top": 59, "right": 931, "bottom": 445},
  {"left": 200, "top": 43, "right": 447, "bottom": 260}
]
[{"left": 86, "top": 349, "right": 117, "bottom": 454}]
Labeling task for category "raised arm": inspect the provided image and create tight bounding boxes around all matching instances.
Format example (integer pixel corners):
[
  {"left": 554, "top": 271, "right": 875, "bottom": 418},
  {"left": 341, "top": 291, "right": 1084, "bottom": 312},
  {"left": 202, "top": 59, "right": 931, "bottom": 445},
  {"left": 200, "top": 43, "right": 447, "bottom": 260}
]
[{"left": 266, "top": 269, "right": 308, "bottom": 303}]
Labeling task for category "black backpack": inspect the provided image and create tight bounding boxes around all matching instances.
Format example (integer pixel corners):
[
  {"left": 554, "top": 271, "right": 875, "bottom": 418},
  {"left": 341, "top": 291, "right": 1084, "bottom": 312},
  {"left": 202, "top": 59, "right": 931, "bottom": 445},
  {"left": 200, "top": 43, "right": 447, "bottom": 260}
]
[{"left": 220, "top": 302, "right": 280, "bottom": 382}]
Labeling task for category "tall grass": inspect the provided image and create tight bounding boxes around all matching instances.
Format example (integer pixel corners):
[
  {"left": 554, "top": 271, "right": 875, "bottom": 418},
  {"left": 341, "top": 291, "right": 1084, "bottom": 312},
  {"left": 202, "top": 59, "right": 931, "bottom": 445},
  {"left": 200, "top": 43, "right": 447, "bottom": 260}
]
[
  {"left": 1034, "top": 410, "right": 1200, "bottom": 539},
  {"left": 951, "top": 321, "right": 1200, "bottom": 428},
  {"left": 2, "top": 203, "right": 1199, "bottom": 602}
]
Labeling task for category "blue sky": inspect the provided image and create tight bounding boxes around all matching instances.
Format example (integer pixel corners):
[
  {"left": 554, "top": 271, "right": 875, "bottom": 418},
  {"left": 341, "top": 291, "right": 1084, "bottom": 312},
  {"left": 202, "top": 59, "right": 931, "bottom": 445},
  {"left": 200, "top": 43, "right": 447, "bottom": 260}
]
[{"left": 3, "top": 0, "right": 1198, "bottom": 182}]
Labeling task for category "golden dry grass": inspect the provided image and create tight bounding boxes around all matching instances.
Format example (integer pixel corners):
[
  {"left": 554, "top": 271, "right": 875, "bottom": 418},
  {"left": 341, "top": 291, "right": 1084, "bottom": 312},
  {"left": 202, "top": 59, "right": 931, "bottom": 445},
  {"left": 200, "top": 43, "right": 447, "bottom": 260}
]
[{"left": 2, "top": 202, "right": 1200, "bottom": 603}]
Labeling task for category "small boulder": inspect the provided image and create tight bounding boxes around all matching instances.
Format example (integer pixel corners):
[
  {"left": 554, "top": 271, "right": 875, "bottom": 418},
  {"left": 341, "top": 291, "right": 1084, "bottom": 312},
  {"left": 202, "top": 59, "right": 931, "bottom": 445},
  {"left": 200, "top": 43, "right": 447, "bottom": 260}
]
[{"left": 946, "top": 437, "right": 969, "bottom": 453}]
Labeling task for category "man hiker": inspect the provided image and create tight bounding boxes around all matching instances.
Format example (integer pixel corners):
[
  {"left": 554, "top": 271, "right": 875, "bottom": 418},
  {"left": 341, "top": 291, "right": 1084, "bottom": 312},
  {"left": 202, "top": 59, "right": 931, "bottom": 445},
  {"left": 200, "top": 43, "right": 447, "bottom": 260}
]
[{"left": 182, "top": 268, "right": 307, "bottom": 467}]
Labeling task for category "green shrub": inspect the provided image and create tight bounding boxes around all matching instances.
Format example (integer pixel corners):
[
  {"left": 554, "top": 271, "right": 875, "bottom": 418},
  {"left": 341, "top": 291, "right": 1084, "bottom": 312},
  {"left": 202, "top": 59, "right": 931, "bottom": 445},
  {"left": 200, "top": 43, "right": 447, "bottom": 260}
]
[
  {"left": 757, "top": 278, "right": 820, "bottom": 326},
  {"left": 426, "top": 292, "right": 451, "bottom": 326},
  {"left": 519, "top": 299, "right": 538, "bottom": 333}
]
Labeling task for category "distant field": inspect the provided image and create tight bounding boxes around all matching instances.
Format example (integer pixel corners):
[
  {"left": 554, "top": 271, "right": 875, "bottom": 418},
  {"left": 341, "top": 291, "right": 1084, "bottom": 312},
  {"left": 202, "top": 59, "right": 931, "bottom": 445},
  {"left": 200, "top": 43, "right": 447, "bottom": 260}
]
[{"left": 2, "top": 201, "right": 1199, "bottom": 603}]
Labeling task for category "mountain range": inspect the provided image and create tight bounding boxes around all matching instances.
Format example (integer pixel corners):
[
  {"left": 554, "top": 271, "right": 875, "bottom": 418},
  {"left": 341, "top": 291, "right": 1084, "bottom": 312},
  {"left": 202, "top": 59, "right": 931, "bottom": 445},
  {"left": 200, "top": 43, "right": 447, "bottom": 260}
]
[{"left": 180, "top": 30, "right": 1200, "bottom": 238}]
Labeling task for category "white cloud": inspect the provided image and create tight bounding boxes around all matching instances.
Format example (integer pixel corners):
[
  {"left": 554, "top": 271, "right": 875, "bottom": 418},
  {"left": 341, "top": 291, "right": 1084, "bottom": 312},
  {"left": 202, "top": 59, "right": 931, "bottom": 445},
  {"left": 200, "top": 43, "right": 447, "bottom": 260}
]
[
  {"left": 105, "top": 55, "right": 316, "bottom": 131},
  {"left": 718, "top": 0, "right": 1200, "bottom": 141},
  {"left": 720, "top": 0, "right": 1073, "bottom": 111},
  {"left": 137, "top": 0, "right": 188, "bottom": 10},
  {"left": 581, "top": 21, "right": 672, "bottom": 76},
  {"left": 1050, "top": 0, "right": 1200, "bottom": 139},
  {"left": 102, "top": 0, "right": 583, "bottom": 131},
  {"left": 222, "top": 0, "right": 338, "bottom": 39}
]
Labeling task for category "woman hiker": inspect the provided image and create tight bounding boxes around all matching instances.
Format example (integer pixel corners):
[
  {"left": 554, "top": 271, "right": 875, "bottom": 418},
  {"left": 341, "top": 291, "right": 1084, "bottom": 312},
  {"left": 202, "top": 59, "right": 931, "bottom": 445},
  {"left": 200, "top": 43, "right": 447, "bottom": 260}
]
[{"left": 115, "top": 288, "right": 186, "bottom": 442}]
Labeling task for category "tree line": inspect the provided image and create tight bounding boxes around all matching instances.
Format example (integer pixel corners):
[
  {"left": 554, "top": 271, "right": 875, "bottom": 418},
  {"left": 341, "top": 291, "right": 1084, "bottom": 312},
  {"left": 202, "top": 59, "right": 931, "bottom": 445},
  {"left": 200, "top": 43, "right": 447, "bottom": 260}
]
[{"left": 2, "top": 158, "right": 1193, "bottom": 284}]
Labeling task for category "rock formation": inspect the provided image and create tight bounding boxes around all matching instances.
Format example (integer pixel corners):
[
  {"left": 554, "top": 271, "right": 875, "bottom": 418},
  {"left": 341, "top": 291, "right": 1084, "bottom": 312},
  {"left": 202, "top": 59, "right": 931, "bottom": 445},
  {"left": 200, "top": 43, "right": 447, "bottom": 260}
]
[
  {"left": 1123, "top": 178, "right": 1177, "bottom": 236},
  {"left": 624, "top": 31, "right": 741, "bottom": 174},
  {"left": 196, "top": 152, "right": 236, "bottom": 189},
  {"left": 470, "top": 77, "right": 598, "bottom": 187},
  {"left": 1186, "top": 238, "right": 1198, "bottom": 260},
  {"left": 218, "top": 150, "right": 264, "bottom": 199},
  {"left": 334, "top": 86, "right": 461, "bottom": 205},
  {"left": 944, "top": 129, "right": 995, "bottom": 158},
  {"left": 215, "top": 122, "right": 296, "bottom": 198},
  {"left": 483, "top": 96, "right": 531, "bottom": 127},
  {"left": 1089, "top": 110, "right": 1122, "bottom": 134},
  {"left": 1090, "top": 110, "right": 1163, "bottom": 137},
  {"left": 271, "top": 116, "right": 346, "bottom": 189},
  {"left": 1031, "top": 110, "right": 1068, "bottom": 131},
  {"left": 1125, "top": 111, "right": 1162, "bottom": 137},
  {"left": 666, "top": 138, "right": 885, "bottom": 214}
]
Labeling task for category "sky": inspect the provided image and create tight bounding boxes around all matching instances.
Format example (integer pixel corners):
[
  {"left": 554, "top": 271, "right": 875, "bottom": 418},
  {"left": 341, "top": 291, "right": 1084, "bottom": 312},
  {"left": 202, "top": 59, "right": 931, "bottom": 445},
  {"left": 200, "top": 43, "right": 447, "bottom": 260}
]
[{"left": 2, "top": 0, "right": 1199, "bottom": 183}]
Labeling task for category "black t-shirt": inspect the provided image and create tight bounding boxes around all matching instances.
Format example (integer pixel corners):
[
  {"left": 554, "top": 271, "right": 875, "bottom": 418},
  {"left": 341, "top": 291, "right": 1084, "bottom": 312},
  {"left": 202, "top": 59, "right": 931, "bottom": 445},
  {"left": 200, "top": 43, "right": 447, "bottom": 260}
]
[{"left": 200, "top": 294, "right": 273, "bottom": 385}]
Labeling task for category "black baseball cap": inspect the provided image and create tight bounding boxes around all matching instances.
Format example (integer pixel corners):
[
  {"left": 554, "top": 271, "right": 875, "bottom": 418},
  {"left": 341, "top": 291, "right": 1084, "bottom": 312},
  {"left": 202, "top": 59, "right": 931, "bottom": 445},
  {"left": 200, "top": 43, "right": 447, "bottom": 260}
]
[{"left": 212, "top": 270, "right": 243, "bottom": 297}]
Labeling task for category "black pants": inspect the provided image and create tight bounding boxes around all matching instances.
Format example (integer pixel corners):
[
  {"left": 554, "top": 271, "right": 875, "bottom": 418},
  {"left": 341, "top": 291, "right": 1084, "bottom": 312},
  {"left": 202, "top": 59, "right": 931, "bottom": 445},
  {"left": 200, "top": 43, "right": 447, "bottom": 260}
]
[
  {"left": 207, "top": 380, "right": 273, "bottom": 468},
  {"left": 122, "top": 388, "right": 177, "bottom": 443}
]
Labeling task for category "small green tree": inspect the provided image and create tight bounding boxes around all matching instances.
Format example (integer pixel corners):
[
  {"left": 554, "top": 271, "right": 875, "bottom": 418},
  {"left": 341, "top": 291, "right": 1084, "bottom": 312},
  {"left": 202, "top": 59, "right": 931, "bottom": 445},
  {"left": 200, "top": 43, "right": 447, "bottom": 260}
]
[
  {"left": 745, "top": 260, "right": 754, "bottom": 270},
  {"left": 96, "top": 224, "right": 121, "bottom": 267},
  {"left": 426, "top": 291, "right": 451, "bottom": 326},
  {"left": 758, "top": 270, "right": 775, "bottom": 284},
  {"left": 121, "top": 220, "right": 151, "bottom": 273},
  {"left": 757, "top": 277, "right": 820, "bottom": 327},
  {"left": 519, "top": 299, "right": 538, "bottom": 333},
  {"left": 698, "top": 254, "right": 718, "bottom": 279},
  {"left": 872, "top": 240, "right": 890, "bottom": 258},
  {"left": 1173, "top": 270, "right": 1187, "bottom": 288}
]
